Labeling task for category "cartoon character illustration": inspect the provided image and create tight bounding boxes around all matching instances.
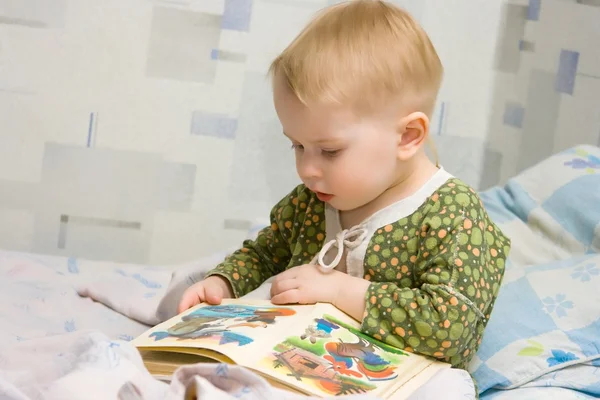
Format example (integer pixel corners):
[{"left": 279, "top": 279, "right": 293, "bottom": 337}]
[
  {"left": 267, "top": 315, "right": 405, "bottom": 396},
  {"left": 229, "top": 321, "right": 269, "bottom": 329},
  {"left": 324, "top": 338, "right": 397, "bottom": 381},
  {"left": 149, "top": 323, "right": 254, "bottom": 346},
  {"left": 301, "top": 318, "right": 339, "bottom": 344},
  {"left": 148, "top": 305, "right": 296, "bottom": 346},
  {"left": 243, "top": 308, "right": 296, "bottom": 324},
  {"left": 273, "top": 347, "right": 374, "bottom": 395}
]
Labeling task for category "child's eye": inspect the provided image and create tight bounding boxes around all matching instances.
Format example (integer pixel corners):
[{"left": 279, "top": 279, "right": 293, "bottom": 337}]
[
  {"left": 291, "top": 144, "right": 304, "bottom": 151},
  {"left": 322, "top": 149, "right": 341, "bottom": 157}
]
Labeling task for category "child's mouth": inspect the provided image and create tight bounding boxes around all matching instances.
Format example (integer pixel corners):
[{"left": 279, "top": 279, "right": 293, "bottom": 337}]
[{"left": 316, "top": 192, "right": 334, "bottom": 202}]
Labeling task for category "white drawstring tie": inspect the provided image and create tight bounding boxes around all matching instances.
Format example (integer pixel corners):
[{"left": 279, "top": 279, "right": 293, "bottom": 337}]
[{"left": 312, "top": 225, "right": 368, "bottom": 272}]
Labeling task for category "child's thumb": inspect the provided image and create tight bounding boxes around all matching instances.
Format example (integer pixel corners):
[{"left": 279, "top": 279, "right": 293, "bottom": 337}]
[
  {"left": 177, "top": 287, "right": 204, "bottom": 313},
  {"left": 204, "top": 285, "right": 224, "bottom": 305}
]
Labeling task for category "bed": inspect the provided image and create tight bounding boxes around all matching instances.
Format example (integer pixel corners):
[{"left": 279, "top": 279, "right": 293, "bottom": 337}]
[{"left": 1, "top": 145, "right": 599, "bottom": 399}]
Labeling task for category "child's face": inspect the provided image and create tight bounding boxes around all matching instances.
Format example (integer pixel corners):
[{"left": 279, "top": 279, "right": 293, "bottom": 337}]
[{"left": 273, "top": 79, "right": 403, "bottom": 212}]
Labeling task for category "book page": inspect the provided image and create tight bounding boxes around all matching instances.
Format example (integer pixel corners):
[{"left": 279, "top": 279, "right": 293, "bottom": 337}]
[
  {"left": 132, "top": 299, "right": 324, "bottom": 365},
  {"left": 133, "top": 300, "right": 447, "bottom": 398},
  {"left": 246, "top": 304, "right": 439, "bottom": 398}
]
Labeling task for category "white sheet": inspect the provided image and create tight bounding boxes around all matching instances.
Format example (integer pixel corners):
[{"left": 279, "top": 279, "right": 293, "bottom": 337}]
[{"left": 0, "top": 249, "right": 475, "bottom": 399}]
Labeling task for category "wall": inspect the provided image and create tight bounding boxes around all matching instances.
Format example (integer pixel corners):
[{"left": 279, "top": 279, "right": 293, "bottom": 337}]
[{"left": 0, "top": 0, "right": 598, "bottom": 265}]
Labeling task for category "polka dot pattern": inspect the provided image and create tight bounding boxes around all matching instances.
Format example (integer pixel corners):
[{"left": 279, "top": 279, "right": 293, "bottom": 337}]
[
  {"left": 207, "top": 179, "right": 511, "bottom": 371},
  {"left": 360, "top": 179, "right": 510, "bottom": 369},
  {"left": 206, "top": 185, "right": 326, "bottom": 297}
]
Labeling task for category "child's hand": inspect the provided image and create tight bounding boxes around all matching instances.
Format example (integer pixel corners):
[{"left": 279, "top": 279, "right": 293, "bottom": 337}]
[
  {"left": 178, "top": 275, "right": 234, "bottom": 313},
  {"left": 270, "top": 264, "right": 347, "bottom": 306}
]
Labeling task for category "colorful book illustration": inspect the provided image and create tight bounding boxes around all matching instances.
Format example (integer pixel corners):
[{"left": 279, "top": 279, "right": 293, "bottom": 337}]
[{"left": 132, "top": 299, "right": 450, "bottom": 399}]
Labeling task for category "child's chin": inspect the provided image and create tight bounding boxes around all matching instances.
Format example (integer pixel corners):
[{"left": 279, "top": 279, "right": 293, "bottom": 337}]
[{"left": 331, "top": 200, "right": 357, "bottom": 212}]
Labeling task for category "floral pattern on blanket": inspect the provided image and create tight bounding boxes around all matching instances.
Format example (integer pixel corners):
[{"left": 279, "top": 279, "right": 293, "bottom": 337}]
[
  {"left": 472, "top": 145, "right": 600, "bottom": 399},
  {"left": 563, "top": 148, "right": 600, "bottom": 173}
]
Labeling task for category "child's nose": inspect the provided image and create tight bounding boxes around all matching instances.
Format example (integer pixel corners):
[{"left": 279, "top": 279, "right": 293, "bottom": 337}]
[{"left": 297, "top": 158, "right": 322, "bottom": 181}]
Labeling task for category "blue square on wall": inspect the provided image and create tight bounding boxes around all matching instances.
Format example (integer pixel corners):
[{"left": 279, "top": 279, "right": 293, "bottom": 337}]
[
  {"left": 527, "top": 0, "right": 541, "bottom": 21},
  {"left": 503, "top": 102, "right": 525, "bottom": 128},
  {"left": 222, "top": 0, "right": 253, "bottom": 31},
  {"left": 191, "top": 111, "right": 238, "bottom": 139},
  {"left": 555, "top": 50, "right": 580, "bottom": 95}
]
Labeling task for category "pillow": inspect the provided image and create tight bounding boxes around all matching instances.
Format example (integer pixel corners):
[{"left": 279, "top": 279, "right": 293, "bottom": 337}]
[
  {"left": 470, "top": 145, "right": 600, "bottom": 395},
  {"left": 469, "top": 254, "right": 600, "bottom": 393}
]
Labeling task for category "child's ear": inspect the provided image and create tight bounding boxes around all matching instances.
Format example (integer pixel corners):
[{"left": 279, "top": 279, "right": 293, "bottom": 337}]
[{"left": 396, "top": 112, "right": 429, "bottom": 161}]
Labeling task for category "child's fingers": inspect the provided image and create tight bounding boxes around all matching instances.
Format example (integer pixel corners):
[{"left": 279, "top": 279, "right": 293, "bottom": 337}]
[
  {"left": 204, "top": 285, "right": 224, "bottom": 305},
  {"left": 270, "top": 278, "right": 299, "bottom": 298},
  {"left": 271, "top": 288, "right": 302, "bottom": 305},
  {"left": 177, "top": 286, "right": 205, "bottom": 313}
]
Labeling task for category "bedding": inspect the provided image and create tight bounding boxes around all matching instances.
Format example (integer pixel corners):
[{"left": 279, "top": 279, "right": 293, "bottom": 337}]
[
  {"left": 1, "top": 145, "right": 599, "bottom": 399},
  {"left": 474, "top": 145, "right": 600, "bottom": 399},
  {"left": 0, "top": 248, "right": 473, "bottom": 399}
]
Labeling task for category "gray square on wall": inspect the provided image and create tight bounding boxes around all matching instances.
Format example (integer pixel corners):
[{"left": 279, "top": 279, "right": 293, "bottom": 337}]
[
  {"left": 146, "top": 6, "right": 222, "bottom": 83},
  {"left": 25, "top": 143, "right": 197, "bottom": 263},
  {"left": 0, "top": 0, "right": 68, "bottom": 28}
]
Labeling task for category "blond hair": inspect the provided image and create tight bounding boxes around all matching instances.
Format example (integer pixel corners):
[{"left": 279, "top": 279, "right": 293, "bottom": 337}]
[{"left": 269, "top": 0, "right": 443, "bottom": 117}]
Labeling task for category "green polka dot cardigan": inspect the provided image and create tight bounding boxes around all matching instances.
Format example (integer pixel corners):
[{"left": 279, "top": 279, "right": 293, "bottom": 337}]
[{"left": 206, "top": 168, "right": 511, "bottom": 370}]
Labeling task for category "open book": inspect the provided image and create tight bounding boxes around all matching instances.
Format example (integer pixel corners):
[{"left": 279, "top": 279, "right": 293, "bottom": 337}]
[{"left": 132, "top": 299, "right": 450, "bottom": 399}]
